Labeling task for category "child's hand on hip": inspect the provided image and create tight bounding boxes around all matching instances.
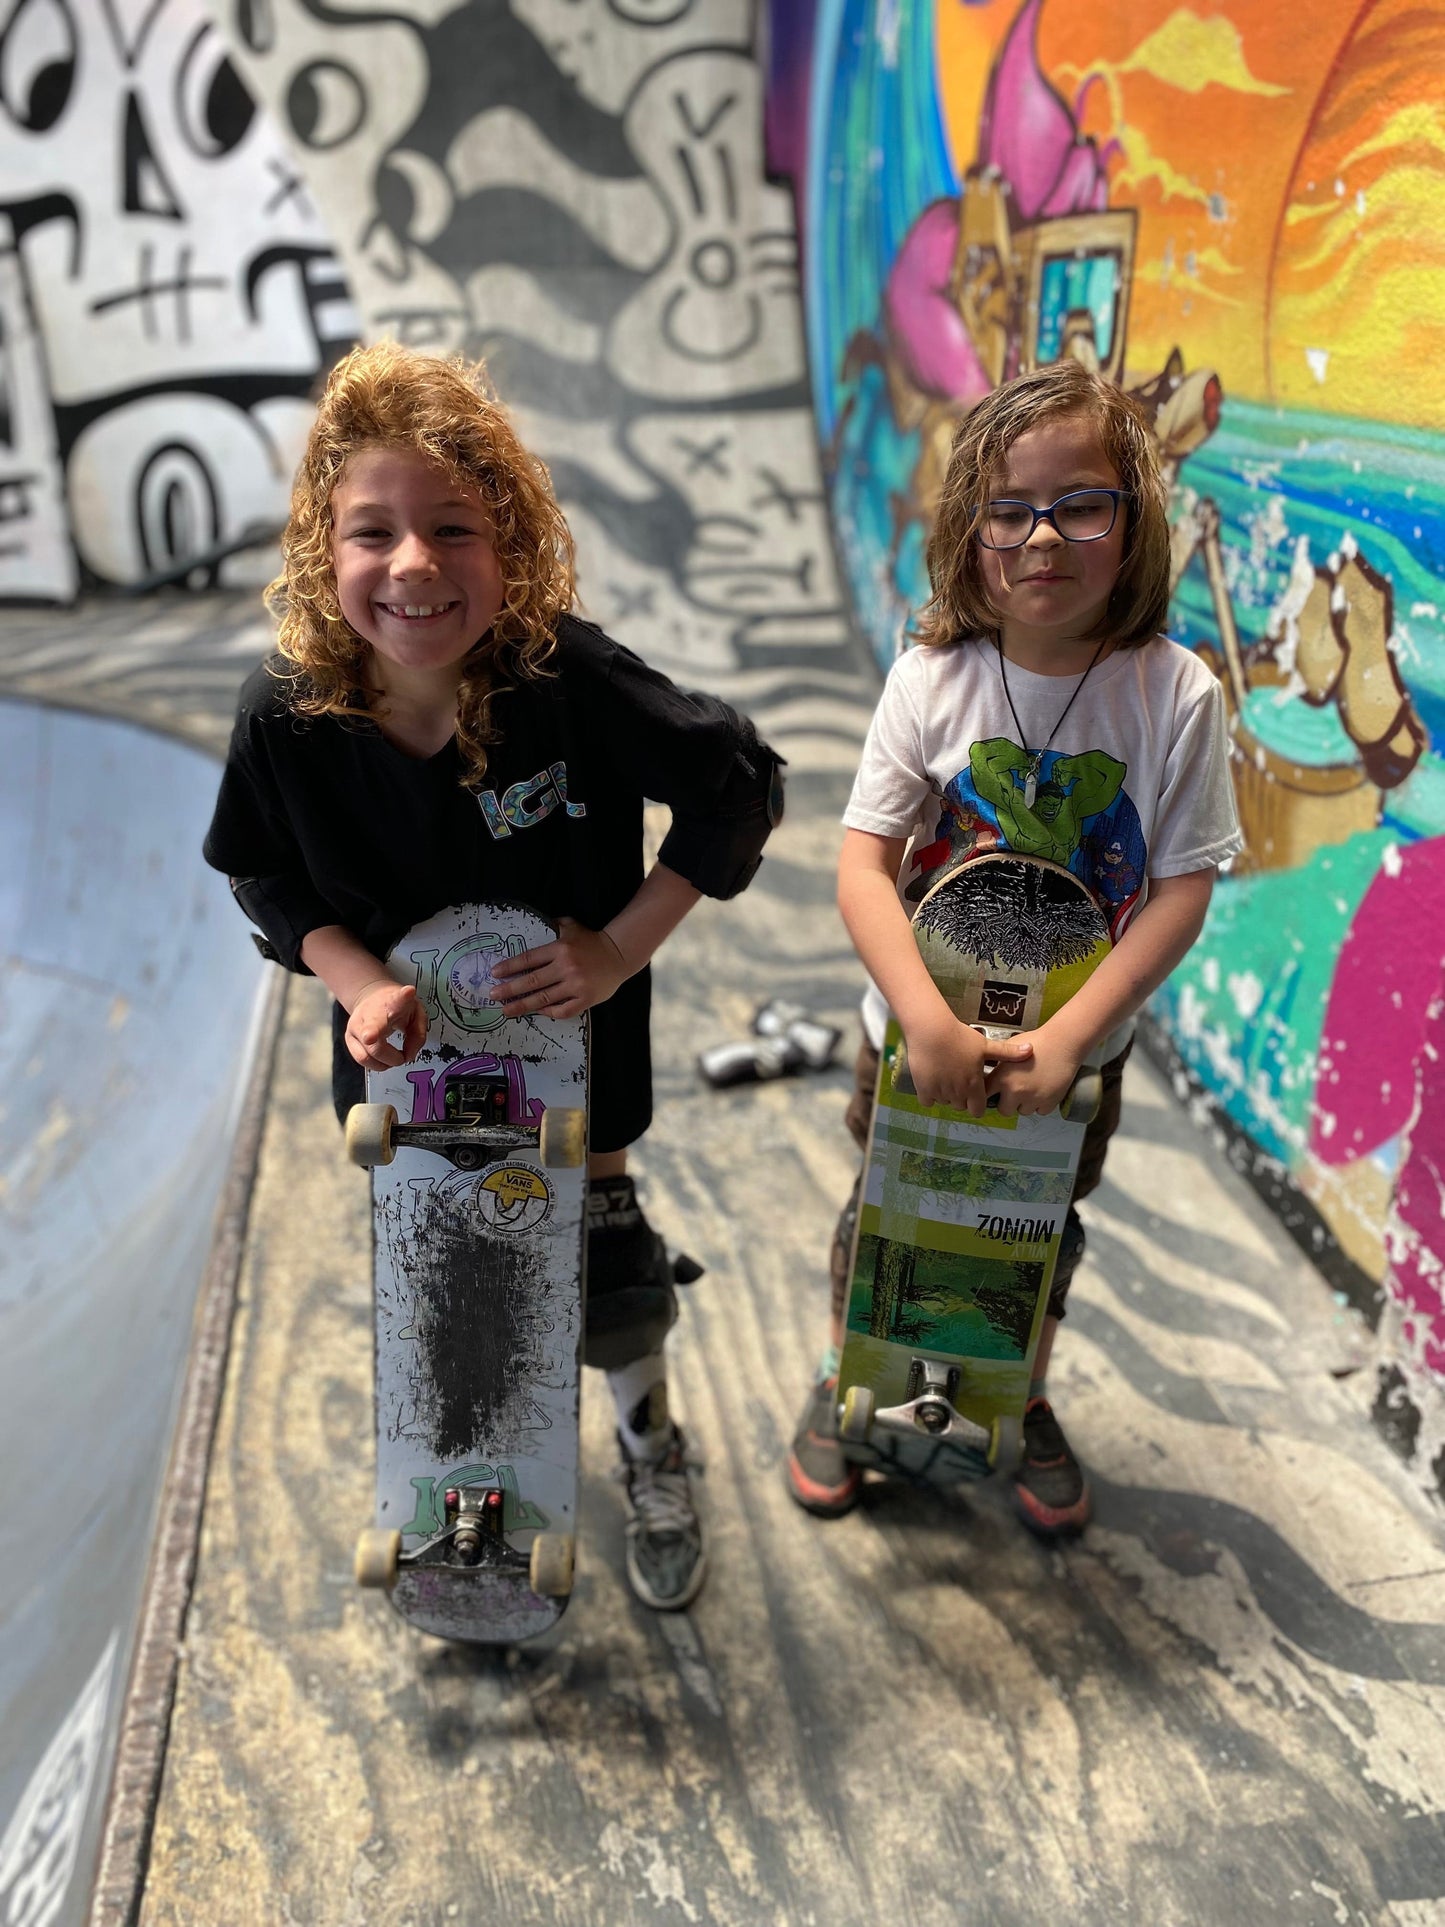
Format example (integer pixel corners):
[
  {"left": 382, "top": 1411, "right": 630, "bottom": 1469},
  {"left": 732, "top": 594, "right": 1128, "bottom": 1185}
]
[
  {"left": 904, "top": 1014, "right": 1033, "bottom": 1116},
  {"left": 984, "top": 1025, "right": 1085, "bottom": 1117},
  {"left": 345, "top": 981, "right": 427, "bottom": 1069},
  {"left": 491, "top": 917, "right": 628, "bottom": 1020}
]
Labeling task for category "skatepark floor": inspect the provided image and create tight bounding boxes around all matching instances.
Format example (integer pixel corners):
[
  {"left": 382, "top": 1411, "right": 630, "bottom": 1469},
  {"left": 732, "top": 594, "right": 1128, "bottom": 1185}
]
[{"left": 10, "top": 596, "right": 1443, "bottom": 1927}]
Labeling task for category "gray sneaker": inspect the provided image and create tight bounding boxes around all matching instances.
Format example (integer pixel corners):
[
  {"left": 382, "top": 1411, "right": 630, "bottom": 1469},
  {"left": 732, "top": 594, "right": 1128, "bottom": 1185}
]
[{"left": 618, "top": 1425, "right": 706, "bottom": 1611}]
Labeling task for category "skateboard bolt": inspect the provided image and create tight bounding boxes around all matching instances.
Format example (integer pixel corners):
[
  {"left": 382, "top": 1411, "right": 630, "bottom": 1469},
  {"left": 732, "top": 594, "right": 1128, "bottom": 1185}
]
[{"left": 915, "top": 1396, "right": 952, "bottom": 1436}]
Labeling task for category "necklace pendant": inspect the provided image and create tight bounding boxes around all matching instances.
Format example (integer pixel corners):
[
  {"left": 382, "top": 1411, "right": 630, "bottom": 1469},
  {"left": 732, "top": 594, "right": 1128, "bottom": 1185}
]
[{"left": 1023, "top": 756, "right": 1042, "bottom": 809}]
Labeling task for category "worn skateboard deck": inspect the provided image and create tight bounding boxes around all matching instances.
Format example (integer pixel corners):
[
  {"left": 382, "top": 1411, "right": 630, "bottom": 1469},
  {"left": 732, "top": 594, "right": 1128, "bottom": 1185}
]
[
  {"left": 837, "top": 854, "right": 1111, "bottom": 1486},
  {"left": 350, "top": 900, "right": 587, "bottom": 1643}
]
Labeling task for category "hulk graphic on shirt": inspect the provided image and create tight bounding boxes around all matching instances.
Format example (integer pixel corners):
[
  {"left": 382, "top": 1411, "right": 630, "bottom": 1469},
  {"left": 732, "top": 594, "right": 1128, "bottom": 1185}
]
[{"left": 970, "top": 738, "right": 1126, "bottom": 867}]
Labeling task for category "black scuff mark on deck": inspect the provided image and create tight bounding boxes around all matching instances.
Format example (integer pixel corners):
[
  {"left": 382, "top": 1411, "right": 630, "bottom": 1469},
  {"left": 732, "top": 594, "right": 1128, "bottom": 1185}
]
[{"left": 403, "top": 1186, "right": 556, "bottom": 1461}]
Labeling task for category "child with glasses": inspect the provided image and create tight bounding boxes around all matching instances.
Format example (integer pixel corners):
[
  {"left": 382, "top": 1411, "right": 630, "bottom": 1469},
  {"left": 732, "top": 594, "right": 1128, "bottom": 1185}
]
[{"left": 788, "top": 359, "right": 1242, "bottom": 1532}]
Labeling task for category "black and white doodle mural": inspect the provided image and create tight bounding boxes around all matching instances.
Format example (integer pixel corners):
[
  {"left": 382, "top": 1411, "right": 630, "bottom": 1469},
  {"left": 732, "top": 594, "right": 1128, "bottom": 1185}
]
[
  {"left": 3, "top": 0, "right": 859, "bottom": 717},
  {"left": 217, "top": 0, "right": 856, "bottom": 701},
  {"left": 0, "top": 0, "right": 358, "bottom": 599}
]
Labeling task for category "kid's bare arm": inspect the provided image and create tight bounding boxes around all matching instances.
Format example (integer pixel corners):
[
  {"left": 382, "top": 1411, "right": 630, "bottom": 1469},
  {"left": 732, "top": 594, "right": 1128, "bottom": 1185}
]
[
  {"left": 299, "top": 923, "right": 427, "bottom": 1070},
  {"left": 604, "top": 860, "right": 704, "bottom": 971},
  {"left": 837, "top": 828, "right": 1032, "bottom": 1114}
]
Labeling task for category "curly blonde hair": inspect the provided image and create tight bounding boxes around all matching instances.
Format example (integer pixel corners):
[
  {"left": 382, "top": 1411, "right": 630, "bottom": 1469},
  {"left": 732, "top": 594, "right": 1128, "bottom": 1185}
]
[
  {"left": 914, "top": 361, "right": 1171, "bottom": 652},
  {"left": 267, "top": 339, "right": 576, "bottom": 786}
]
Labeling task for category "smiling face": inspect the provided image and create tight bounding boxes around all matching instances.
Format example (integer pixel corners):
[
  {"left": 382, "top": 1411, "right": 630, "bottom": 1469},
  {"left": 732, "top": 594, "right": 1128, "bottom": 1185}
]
[
  {"left": 329, "top": 445, "right": 505, "bottom": 688},
  {"left": 977, "top": 411, "right": 1128, "bottom": 670}
]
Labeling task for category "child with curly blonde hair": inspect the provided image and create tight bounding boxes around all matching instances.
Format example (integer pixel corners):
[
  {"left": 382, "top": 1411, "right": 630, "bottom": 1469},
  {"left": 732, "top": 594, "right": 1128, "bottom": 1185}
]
[
  {"left": 788, "top": 360, "right": 1241, "bottom": 1531},
  {"left": 206, "top": 341, "right": 783, "bottom": 1611}
]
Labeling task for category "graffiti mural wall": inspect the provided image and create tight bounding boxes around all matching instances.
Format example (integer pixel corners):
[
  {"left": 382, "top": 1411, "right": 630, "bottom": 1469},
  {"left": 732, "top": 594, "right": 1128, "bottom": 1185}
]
[
  {"left": 5, "top": 0, "right": 844, "bottom": 691},
  {"left": 769, "top": 0, "right": 1445, "bottom": 1485},
  {"left": 213, "top": 0, "right": 839, "bottom": 686},
  {"left": 1, "top": 0, "right": 359, "bottom": 597}
]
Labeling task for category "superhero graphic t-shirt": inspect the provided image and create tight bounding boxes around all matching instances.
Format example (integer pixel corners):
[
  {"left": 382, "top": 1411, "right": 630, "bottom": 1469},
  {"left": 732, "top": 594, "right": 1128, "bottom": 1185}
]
[{"left": 844, "top": 635, "right": 1242, "bottom": 1052}]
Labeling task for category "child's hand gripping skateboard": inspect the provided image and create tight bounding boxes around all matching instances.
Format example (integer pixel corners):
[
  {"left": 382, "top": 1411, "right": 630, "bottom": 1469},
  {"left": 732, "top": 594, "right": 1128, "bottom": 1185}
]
[
  {"left": 344, "top": 915, "right": 629, "bottom": 1075},
  {"left": 893, "top": 1018, "right": 1099, "bottom": 1125}
]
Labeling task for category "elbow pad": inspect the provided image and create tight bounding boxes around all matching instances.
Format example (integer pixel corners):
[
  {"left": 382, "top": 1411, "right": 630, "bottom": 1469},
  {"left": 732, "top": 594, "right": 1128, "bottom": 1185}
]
[
  {"left": 229, "top": 874, "right": 336, "bottom": 973},
  {"left": 658, "top": 734, "right": 786, "bottom": 899}
]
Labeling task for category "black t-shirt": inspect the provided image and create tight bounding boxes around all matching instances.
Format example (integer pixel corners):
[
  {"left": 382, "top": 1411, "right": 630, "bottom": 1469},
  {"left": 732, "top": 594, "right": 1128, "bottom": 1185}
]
[{"left": 203, "top": 613, "right": 782, "bottom": 1150}]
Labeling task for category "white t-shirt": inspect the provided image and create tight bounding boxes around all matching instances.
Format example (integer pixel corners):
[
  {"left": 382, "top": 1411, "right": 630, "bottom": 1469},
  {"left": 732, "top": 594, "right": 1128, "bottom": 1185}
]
[{"left": 845, "top": 635, "right": 1244, "bottom": 1056}]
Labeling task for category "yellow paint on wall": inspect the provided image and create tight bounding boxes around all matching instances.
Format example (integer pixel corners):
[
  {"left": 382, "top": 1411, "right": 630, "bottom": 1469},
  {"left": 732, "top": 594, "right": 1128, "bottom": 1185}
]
[
  {"left": 1113, "top": 123, "right": 1212, "bottom": 210},
  {"left": 1268, "top": 6, "right": 1445, "bottom": 428},
  {"left": 1115, "top": 9, "right": 1290, "bottom": 95},
  {"left": 934, "top": 0, "right": 1445, "bottom": 428}
]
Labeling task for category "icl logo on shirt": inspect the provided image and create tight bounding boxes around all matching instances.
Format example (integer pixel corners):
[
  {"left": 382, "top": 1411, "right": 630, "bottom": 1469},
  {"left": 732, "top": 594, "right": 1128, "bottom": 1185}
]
[{"left": 476, "top": 761, "right": 587, "bottom": 839}]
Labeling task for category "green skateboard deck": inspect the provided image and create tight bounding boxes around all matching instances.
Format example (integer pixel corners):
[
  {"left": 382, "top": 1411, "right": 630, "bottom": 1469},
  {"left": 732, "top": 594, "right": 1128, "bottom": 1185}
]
[{"left": 837, "top": 853, "right": 1111, "bottom": 1486}]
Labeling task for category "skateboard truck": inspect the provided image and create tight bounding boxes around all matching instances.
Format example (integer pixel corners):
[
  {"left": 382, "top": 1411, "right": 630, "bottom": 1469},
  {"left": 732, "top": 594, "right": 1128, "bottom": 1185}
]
[
  {"left": 840, "top": 1360, "right": 993, "bottom": 1455},
  {"left": 878, "top": 1356, "right": 991, "bottom": 1451},
  {"left": 355, "top": 1482, "right": 576, "bottom": 1599},
  {"left": 751, "top": 998, "right": 842, "bottom": 1069},
  {"left": 441, "top": 1487, "right": 577, "bottom": 1597},
  {"left": 899, "top": 1358, "right": 964, "bottom": 1435},
  {"left": 344, "top": 1101, "right": 587, "bottom": 1171},
  {"left": 448, "top": 1483, "right": 506, "bottom": 1563}
]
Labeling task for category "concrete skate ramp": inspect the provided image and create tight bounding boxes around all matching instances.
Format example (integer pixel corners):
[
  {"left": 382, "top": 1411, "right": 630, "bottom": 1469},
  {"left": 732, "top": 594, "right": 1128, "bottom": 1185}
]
[{"left": 0, "top": 700, "right": 267, "bottom": 1927}]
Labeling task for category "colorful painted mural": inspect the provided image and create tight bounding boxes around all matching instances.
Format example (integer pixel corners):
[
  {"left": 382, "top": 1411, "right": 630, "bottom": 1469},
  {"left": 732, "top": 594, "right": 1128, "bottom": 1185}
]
[{"left": 767, "top": 0, "right": 1445, "bottom": 1484}]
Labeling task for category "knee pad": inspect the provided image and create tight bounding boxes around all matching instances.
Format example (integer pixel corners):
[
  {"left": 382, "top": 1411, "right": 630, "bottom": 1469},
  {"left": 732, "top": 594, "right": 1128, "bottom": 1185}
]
[{"left": 583, "top": 1178, "right": 699, "bottom": 1369}]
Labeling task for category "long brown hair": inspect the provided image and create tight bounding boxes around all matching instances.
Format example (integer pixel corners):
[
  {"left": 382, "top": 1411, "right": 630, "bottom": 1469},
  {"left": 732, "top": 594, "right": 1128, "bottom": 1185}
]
[
  {"left": 266, "top": 340, "right": 576, "bottom": 786},
  {"left": 915, "top": 361, "right": 1171, "bottom": 651}
]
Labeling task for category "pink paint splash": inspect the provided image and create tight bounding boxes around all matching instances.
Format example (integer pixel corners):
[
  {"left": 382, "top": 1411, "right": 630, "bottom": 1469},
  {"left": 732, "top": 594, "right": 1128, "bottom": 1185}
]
[
  {"left": 977, "top": 0, "right": 1112, "bottom": 219},
  {"left": 1310, "top": 839, "right": 1445, "bottom": 1164},
  {"left": 883, "top": 200, "right": 994, "bottom": 403},
  {"left": 1310, "top": 836, "right": 1445, "bottom": 1379},
  {"left": 881, "top": 0, "right": 1113, "bottom": 402},
  {"left": 1388, "top": 983, "right": 1445, "bottom": 1378}
]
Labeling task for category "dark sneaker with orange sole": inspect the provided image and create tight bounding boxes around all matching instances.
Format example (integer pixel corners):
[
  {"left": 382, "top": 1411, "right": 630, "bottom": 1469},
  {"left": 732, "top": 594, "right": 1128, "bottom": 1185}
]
[
  {"left": 786, "top": 1376, "right": 862, "bottom": 1517},
  {"left": 1013, "top": 1396, "right": 1091, "bottom": 1535}
]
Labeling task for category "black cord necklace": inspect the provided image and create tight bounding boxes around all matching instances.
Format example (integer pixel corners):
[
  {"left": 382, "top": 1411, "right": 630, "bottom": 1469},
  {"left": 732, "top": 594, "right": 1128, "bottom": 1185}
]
[{"left": 995, "top": 635, "right": 1108, "bottom": 808}]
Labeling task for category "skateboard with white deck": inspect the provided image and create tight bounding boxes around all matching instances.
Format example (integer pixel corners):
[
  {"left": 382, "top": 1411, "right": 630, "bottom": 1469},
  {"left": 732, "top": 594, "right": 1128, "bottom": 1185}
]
[{"left": 345, "top": 899, "right": 587, "bottom": 1643}]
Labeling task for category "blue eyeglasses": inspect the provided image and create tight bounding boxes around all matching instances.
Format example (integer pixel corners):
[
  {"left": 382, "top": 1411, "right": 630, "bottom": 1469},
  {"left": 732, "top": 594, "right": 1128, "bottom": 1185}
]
[{"left": 977, "top": 489, "right": 1128, "bottom": 551}]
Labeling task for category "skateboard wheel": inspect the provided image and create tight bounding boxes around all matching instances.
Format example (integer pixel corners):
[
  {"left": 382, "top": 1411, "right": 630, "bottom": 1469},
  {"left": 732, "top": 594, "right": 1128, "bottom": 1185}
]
[
  {"left": 1061, "top": 1069, "right": 1102, "bottom": 1125},
  {"left": 529, "top": 1531, "right": 575, "bottom": 1598},
  {"left": 346, "top": 1103, "right": 397, "bottom": 1169},
  {"left": 354, "top": 1527, "right": 401, "bottom": 1589},
  {"left": 839, "top": 1383, "right": 875, "bottom": 1442},
  {"left": 989, "top": 1415, "right": 1022, "bottom": 1472},
  {"left": 539, "top": 1106, "right": 586, "bottom": 1168}
]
